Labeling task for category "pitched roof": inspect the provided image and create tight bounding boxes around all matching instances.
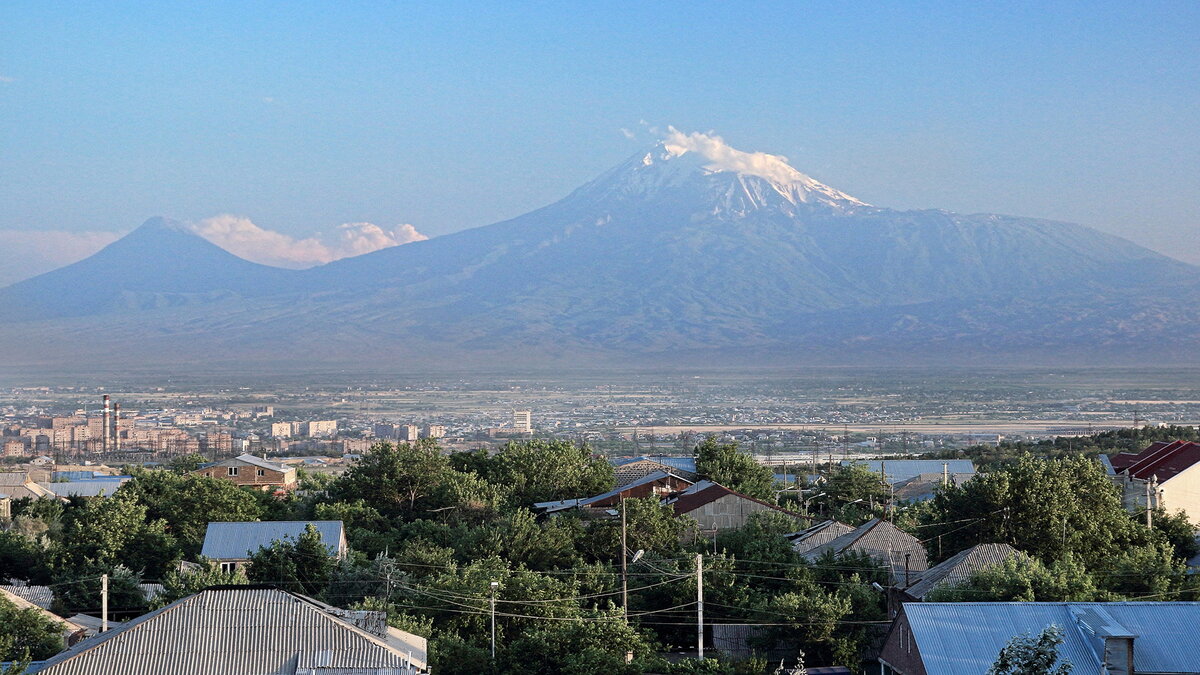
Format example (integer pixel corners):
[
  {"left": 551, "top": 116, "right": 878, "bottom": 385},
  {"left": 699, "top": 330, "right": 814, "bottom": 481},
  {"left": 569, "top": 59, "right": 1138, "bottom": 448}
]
[
  {"left": 841, "top": 460, "right": 975, "bottom": 485},
  {"left": 613, "top": 455, "right": 698, "bottom": 473},
  {"left": 0, "top": 586, "right": 83, "bottom": 635},
  {"left": 30, "top": 587, "right": 427, "bottom": 674},
  {"left": 38, "top": 478, "right": 130, "bottom": 498},
  {"left": 901, "top": 602, "right": 1200, "bottom": 675},
  {"left": 1107, "top": 441, "right": 1200, "bottom": 482},
  {"left": 0, "top": 584, "right": 54, "bottom": 610},
  {"left": 903, "top": 544, "right": 1024, "bottom": 598},
  {"left": 788, "top": 520, "right": 856, "bottom": 555},
  {"left": 575, "top": 470, "right": 694, "bottom": 509},
  {"left": 802, "top": 518, "right": 927, "bottom": 582},
  {"left": 664, "top": 482, "right": 799, "bottom": 519},
  {"left": 891, "top": 472, "right": 975, "bottom": 502},
  {"left": 200, "top": 521, "right": 345, "bottom": 560}
]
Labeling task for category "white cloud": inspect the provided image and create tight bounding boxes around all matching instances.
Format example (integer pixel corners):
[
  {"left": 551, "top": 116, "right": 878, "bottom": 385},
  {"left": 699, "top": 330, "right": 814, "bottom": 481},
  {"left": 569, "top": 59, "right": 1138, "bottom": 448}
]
[
  {"left": 659, "top": 126, "right": 806, "bottom": 186},
  {"left": 619, "top": 127, "right": 636, "bottom": 139},
  {"left": 0, "top": 76, "right": 14, "bottom": 84},
  {"left": 191, "top": 215, "right": 427, "bottom": 268},
  {"left": 0, "top": 229, "right": 122, "bottom": 286}
]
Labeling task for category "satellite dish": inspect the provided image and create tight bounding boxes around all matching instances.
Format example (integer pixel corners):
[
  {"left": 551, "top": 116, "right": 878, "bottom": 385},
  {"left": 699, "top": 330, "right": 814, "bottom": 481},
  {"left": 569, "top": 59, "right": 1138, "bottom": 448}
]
[{"left": 631, "top": 549, "right": 644, "bottom": 563}]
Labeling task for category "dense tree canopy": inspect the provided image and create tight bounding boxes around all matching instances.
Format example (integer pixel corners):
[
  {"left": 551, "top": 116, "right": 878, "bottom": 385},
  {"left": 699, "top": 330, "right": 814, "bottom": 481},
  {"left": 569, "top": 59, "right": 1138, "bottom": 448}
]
[{"left": 695, "top": 437, "right": 777, "bottom": 500}]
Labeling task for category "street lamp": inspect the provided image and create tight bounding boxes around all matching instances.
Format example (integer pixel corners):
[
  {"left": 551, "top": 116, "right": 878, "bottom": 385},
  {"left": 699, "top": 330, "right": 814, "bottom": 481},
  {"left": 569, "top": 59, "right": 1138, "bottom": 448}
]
[{"left": 490, "top": 581, "right": 499, "bottom": 659}]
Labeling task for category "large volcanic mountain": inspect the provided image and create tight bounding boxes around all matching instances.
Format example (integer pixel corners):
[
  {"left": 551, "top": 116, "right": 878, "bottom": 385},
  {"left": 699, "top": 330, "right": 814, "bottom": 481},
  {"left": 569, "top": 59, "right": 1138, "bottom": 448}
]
[{"left": 3, "top": 132, "right": 1198, "bottom": 368}]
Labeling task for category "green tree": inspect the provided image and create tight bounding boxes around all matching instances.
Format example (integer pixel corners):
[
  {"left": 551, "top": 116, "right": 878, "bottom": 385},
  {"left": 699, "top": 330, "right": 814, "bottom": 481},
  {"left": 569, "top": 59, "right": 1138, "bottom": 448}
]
[
  {"left": 52, "top": 494, "right": 177, "bottom": 578},
  {"left": 926, "top": 555, "right": 1101, "bottom": 602},
  {"left": 330, "top": 440, "right": 452, "bottom": 518},
  {"left": 164, "top": 453, "right": 208, "bottom": 473},
  {"left": 470, "top": 440, "right": 614, "bottom": 506},
  {"left": 498, "top": 610, "right": 659, "bottom": 675},
  {"left": 244, "top": 524, "right": 335, "bottom": 599},
  {"left": 582, "top": 497, "right": 691, "bottom": 562},
  {"left": 50, "top": 565, "right": 148, "bottom": 618},
  {"left": 0, "top": 593, "right": 65, "bottom": 661},
  {"left": 822, "top": 465, "right": 890, "bottom": 509},
  {"left": 988, "top": 625, "right": 1072, "bottom": 675},
  {"left": 695, "top": 437, "right": 777, "bottom": 501},
  {"left": 117, "top": 470, "right": 264, "bottom": 558},
  {"left": 154, "top": 564, "right": 249, "bottom": 607}
]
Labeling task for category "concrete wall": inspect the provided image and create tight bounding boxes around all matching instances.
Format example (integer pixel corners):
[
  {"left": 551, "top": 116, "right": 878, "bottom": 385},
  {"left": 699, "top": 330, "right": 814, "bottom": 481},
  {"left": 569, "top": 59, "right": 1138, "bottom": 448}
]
[{"left": 683, "top": 493, "right": 788, "bottom": 532}]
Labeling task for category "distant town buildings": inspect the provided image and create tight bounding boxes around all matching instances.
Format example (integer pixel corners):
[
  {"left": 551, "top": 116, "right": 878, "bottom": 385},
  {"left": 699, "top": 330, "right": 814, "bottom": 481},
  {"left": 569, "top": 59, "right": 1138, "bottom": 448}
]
[{"left": 513, "top": 409, "right": 532, "bottom": 433}]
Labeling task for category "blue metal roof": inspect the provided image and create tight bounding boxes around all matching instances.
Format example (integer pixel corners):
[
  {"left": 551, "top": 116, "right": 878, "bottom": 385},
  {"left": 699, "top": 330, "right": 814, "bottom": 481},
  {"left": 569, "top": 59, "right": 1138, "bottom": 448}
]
[
  {"left": 200, "top": 521, "right": 345, "bottom": 560},
  {"left": 613, "top": 455, "right": 697, "bottom": 473},
  {"left": 904, "top": 602, "right": 1200, "bottom": 675},
  {"left": 842, "top": 459, "right": 975, "bottom": 484}
]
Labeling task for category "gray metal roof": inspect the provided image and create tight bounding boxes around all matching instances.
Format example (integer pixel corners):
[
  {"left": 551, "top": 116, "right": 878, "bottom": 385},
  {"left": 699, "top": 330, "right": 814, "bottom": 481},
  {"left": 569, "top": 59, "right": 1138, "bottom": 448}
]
[
  {"left": 841, "top": 459, "right": 975, "bottom": 485},
  {"left": 30, "top": 587, "right": 426, "bottom": 674},
  {"left": 576, "top": 470, "right": 693, "bottom": 508},
  {"left": 201, "top": 521, "right": 345, "bottom": 561},
  {"left": 903, "top": 602, "right": 1200, "bottom": 675},
  {"left": 802, "top": 518, "right": 928, "bottom": 583},
  {"left": 0, "top": 584, "right": 54, "bottom": 610},
  {"left": 39, "top": 478, "right": 130, "bottom": 498},
  {"left": 903, "top": 544, "right": 1024, "bottom": 599},
  {"left": 788, "top": 520, "right": 856, "bottom": 555},
  {"left": 614, "top": 455, "right": 698, "bottom": 473}
]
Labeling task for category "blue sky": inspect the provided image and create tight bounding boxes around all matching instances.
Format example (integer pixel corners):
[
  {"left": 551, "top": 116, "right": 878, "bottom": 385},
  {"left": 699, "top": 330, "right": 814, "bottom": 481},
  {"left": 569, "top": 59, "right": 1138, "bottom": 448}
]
[{"left": 1, "top": 1, "right": 1198, "bottom": 281}]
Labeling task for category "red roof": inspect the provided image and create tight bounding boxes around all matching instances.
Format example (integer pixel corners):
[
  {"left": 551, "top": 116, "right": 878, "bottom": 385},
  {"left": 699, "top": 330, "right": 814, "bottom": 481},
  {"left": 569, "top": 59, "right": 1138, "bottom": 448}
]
[{"left": 1111, "top": 440, "right": 1200, "bottom": 482}]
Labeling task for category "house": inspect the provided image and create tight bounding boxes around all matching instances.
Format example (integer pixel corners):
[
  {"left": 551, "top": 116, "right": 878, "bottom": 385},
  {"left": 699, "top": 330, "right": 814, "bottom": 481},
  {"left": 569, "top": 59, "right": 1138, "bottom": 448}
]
[
  {"left": 890, "top": 472, "right": 975, "bottom": 502},
  {"left": 613, "top": 455, "right": 700, "bottom": 487},
  {"left": 38, "top": 477, "right": 130, "bottom": 499},
  {"left": 192, "top": 453, "right": 298, "bottom": 490},
  {"left": 1106, "top": 441, "right": 1200, "bottom": 522},
  {"left": 787, "top": 520, "right": 856, "bottom": 555},
  {"left": 800, "top": 518, "right": 928, "bottom": 585},
  {"left": 0, "top": 586, "right": 86, "bottom": 648},
  {"left": 29, "top": 587, "right": 427, "bottom": 674},
  {"left": 200, "top": 521, "right": 347, "bottom": 572},
  {"left": 664, "top": 481, "right": 804, "bottom": 532},
  {"left": 0, "top": 584, "right": 55, "bottom": 610},
  {"left": 533, "top": 471, "right": 694, "bottom": 515},
  {"left": 889, "top": 543, "right": 1025, "bottom": 616},
  {"left": 0, "top": 472, "right": 54, "bottom": 500},
  {"left": 880, "top": 601, "right": 1200, "bottom": 675},
  {"left": 840, "top": 460, "right": 975, "bottom": 485}
]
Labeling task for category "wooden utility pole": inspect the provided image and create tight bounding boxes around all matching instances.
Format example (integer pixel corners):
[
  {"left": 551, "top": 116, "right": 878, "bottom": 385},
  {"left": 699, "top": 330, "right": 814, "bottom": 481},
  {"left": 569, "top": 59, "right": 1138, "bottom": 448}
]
[
  {"left": 101, "top": 573, "right": 109, "bottom": 633},
  {"left": 620, "top": 497, "right": 628, "bottom": 621}
]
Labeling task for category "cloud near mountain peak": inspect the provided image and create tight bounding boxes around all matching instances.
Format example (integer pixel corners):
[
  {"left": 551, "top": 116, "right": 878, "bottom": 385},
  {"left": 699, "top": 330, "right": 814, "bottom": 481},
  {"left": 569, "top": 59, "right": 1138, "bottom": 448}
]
[{"left": 191, "top": 215, "right": 427, "bottom": 268}]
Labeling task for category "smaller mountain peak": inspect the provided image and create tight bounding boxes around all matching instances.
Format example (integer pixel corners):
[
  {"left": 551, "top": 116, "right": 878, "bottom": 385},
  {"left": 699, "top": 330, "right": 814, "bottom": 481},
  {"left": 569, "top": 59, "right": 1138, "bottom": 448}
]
[{"left": 133, "top": 216, "right": 192, "bottom": 234}]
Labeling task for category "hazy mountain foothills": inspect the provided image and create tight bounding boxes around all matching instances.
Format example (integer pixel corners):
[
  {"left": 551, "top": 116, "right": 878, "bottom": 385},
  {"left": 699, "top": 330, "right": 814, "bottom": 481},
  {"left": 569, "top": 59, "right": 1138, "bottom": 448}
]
[{"left": 2, "top": 133, "right": 1198, "bottom": 368}]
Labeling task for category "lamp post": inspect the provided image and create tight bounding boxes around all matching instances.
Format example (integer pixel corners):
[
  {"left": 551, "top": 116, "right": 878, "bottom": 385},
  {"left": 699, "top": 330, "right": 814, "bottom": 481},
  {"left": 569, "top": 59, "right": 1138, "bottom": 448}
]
[{"left": 490, "top": 581, "right": 499, "bottom": 659}]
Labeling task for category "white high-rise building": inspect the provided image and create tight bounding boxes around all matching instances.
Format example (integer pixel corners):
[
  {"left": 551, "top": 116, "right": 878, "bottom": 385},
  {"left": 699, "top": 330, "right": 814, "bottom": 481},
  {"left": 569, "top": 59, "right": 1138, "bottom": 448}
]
[{"left": 513, "top": 410, "right": 532, "bottom": 433}]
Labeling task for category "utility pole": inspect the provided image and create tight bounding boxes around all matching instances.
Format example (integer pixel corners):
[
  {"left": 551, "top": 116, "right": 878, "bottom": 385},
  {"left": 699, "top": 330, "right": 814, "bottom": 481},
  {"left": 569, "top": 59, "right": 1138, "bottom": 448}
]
[
  {"left": 620, "top": 496, "right": 628, "bottom": 621},
  {"left": 490, "top": 581, "right": 499, "bottom": 660},
  {"left": 101, "top": 573, "right": 109, "bottom": 633},
  {"left": 695, "top": 553, "right": 704, "bottom": 661}
]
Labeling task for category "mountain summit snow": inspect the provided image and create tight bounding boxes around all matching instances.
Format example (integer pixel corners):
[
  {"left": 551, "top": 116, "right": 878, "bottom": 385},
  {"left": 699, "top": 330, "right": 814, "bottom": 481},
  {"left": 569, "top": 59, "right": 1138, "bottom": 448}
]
[{"left": 572, "top": 128, "right": 867, "bottom": 213}]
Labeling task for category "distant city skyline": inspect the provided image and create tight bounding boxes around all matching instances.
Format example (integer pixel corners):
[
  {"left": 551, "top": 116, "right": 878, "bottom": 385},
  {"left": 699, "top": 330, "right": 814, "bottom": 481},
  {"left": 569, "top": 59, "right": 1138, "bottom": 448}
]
[{"left": 2, "top": 1, "right": 1198, "bottom": 285}]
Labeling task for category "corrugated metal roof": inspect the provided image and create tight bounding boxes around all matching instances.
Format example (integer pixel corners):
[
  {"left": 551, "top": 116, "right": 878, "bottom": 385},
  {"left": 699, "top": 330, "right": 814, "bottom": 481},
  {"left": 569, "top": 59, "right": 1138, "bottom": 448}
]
[
  {"left": 576, "top": 471, "right": 693, "bottom": 508},
  {"left": 0, "top": 587, "right": 83, "bottom": 635},
  {"left": 903, "top": 544, "right": 1024, "bottom": 599},
  {"left": 39, "top": 478, "right": 130, "bottom": 498},
  {"left": 841, "top": 460, "right": 975, "bottom": 485},
  {"left": 904, "top": 602, "right": 1200, "bottom": 675},
  {"left": 802, "top": 519, "right": 927, "bottom": 583},
  {"left": 201, "top": 521, "right": 345, "bottom": 561},
  {"left": 0, "top": 584, "right": 54, "bottom": 610},
  {"left": 788, "top": 520, "right": 856, "bottom": 555},
  {"left": 30, "top": 587, "right": 427, "bottom": 674},
  {"left": 614, "top": 456, "right": 698, "bottom": 472},
  {"left": 231, "top": 454, "right": 292, "bottom": 473},
  {"left": 1108, "top": 441, "right": 1200, "bottom": 482}
]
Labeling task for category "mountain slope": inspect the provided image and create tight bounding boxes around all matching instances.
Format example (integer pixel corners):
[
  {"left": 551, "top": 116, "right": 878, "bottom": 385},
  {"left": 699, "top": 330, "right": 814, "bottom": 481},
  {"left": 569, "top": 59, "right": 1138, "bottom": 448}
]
[
  {"left": 2, "top": 132, "right": 1197, "bottom": 368},
  {"left": 0, "top": 217, "right": 295, "bottom": 319}
]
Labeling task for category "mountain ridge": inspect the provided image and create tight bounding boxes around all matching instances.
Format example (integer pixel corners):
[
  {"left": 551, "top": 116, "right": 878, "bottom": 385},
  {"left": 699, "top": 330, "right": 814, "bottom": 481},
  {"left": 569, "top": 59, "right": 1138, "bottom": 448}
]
[{"left": 1, "top": 132, "right": 1197, "bottom": 368}]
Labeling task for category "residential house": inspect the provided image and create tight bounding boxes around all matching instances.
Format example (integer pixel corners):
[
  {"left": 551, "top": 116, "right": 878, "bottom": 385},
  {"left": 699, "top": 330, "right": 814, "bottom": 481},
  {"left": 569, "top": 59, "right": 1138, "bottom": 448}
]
[
  {"left": 200, "top": 520, "right": 347, "bottom": 572},
  {"left": 533, "top": 471, "right": 694, "bottom": 515},
  {"left": 38, "top": 476, "right": 130, "bottom": 499},
  {"left": 0, "top": 586, "right": 86, "bottom": 648},
  {"left": 0, "top": 472, "right": 54, "bottom": 500},
  {"left": 889, "top": 543, "right": 1024, "bottom": 616},
  {"left": 890, "top": 472, "right": 975, "bottom": 502},
  {"left": 29, "top": 587, "right": 427, "bottom": 674},
  {"left": 841, "top": 460, "right": 975, "bottom": 486},
  {"left": 788, "top": 520, "right": 856, "bottom": 555},
  {"left": 192, "top": 453, "right": 298, "bottom": 490},
  {"left": 1106, "top": 440, "right": 1200, "bottom": 522},
  {"left": 880, "top": 601, "right": 1200, "bottom": 675},
  {"left": 800, "top": 518, "right": 928, "bottom": 585},
  {"left": 613, "top": 455, "right": 700, "bottom": 487},
  {"left": 665, "top": 481, "right": 804, "bottom": 533}
]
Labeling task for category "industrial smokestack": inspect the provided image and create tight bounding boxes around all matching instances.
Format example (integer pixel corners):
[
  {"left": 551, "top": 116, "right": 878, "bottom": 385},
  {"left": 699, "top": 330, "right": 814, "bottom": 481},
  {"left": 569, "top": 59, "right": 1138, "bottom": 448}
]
[
  {"left": 102, "top": 395, "right": 110, "bottom": 453},
  {"left": 113, "top": 403, "right": 121, "bottom": 452}
]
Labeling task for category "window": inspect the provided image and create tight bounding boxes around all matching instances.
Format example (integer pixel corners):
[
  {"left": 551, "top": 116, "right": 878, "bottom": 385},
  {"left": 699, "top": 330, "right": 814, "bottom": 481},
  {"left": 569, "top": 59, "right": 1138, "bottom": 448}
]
[
  {"left": 227, "top": 467, "right": 239, "bottom": 476},
  {"left": 220, "top": 562, "right": 237, "bottom": 574},
  {"left": 256, "top": 468, "right": 265, "bottom": 476}
]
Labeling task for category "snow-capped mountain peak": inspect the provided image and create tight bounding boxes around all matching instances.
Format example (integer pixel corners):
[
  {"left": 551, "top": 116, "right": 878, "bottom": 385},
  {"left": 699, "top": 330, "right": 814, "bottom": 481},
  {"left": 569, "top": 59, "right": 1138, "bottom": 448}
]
[{"left": 576, "top": 127, "right": 868, "bottom": 211}]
